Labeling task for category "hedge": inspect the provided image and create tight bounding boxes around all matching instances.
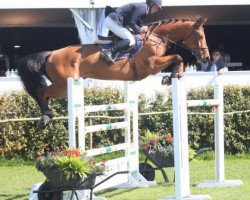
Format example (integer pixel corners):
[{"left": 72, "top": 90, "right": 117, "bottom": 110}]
[{"left": 0, "top": 85, "right": 249, "bottom": 159}]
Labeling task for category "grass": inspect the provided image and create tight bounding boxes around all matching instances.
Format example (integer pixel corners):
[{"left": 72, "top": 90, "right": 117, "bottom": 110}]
[{"left": 0, "top": 153, "right": 250, "bottom": 200}]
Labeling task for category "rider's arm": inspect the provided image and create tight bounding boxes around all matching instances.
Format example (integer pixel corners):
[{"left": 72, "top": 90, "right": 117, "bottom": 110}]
[{"left": 128, "top": 4, "right": 147, "bottom": 34}]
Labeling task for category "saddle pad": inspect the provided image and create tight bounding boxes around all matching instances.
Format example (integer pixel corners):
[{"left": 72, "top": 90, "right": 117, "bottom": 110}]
[{"left": 99, "top": 34, "right": 143, "bottom": 59}]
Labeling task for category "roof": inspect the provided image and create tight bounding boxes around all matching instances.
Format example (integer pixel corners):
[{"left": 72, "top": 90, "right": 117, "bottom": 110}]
[{"left": 0, "top": 1, "right": 250, "bottom": 27}]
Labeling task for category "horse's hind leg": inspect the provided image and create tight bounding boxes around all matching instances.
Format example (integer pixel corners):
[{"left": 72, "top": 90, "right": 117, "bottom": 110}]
[
  {"left": 36, "top": 84, "right": 67, "bottom": 131},
  {"left": 36, "top": 87, "right": 54, "bottom": 131}
]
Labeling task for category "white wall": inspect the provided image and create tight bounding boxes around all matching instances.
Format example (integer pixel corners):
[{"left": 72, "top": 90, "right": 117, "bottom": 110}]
[{"left": 1, "top": 71, "right": 250, "bottom": 99}]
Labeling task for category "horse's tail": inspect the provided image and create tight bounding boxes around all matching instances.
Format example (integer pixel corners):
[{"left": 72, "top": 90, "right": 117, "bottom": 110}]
[{"left": 17, "top": 51, "right": 51, "bottom": 105}]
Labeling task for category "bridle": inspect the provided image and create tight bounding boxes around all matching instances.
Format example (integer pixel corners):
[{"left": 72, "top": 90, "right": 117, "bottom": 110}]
[
  {"left": 144, "top": 20, "right": 209, "bottom": 57},
  {"left": 182, "top": 25, "right": 209, "bottom": 57}
]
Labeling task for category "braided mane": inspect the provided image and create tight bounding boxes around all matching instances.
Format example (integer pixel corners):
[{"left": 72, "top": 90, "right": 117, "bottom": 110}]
[{"left": 146, "top": 18, "right": 195, "bottom": 27}]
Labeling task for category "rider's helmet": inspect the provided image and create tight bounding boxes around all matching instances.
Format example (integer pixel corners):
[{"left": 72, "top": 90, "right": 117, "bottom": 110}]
[{"left": 146, "top": 0, "right": 162, "bottom": 9}]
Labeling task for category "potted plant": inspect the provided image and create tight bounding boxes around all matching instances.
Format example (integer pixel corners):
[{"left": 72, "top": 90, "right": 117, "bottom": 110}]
[
  {"left": 140, "top": 130, "right": 175, "bottom": 167},
  {"left": 36, "top": 147, "right": 107, "bottom": 189}
]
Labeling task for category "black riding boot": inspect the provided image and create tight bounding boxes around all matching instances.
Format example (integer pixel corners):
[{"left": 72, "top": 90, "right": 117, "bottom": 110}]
[{"left": 101, "top": 39, "right": 130, "bottom": 64}]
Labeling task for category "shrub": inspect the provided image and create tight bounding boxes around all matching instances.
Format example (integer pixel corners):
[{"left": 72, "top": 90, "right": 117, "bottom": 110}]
[{"left": 0, "top": 85, "right": 249, "bottom": 159}]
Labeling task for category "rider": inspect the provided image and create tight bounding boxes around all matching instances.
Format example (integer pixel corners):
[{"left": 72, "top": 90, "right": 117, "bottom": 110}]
[{"left": 101, "top": 0, "right": 162, "bottom": 63}]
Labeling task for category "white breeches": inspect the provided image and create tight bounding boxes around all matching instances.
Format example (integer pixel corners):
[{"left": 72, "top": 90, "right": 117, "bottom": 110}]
[{"left": 104, "top": 16, "right": 135, "bottom": 46}]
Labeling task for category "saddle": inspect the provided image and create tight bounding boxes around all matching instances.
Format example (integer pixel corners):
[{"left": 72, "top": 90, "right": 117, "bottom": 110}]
[{"left": 95, "top": 34, "right": 143, "bottom": 61}]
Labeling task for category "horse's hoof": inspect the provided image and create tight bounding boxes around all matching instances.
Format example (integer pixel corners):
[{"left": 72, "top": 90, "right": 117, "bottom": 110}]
[
  {"left": 36, "top": 115, "right": 52, "bottom": 132},
  {"left": 161, "top": 75, "right": 172, "bottom": 86},
  {"left": 73, "top": 75, "right": 80, "bottom": 81},
  {"left": 175, "top": 54, "right": 183, "bottom": 62},
  {"left": 177, "top": 74, "right": 183, "bottom": 79}
]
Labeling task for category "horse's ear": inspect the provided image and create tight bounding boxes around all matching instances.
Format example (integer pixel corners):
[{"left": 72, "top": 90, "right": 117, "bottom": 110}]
[
  {"left": 200, "top": 17, "right": 207, "bottom": 26},
  {"left": 195, "top": 15, "right": 202, "bottom": 21},
  {"left": 195, "top": 16, "right": 207, "bottom": 29}
]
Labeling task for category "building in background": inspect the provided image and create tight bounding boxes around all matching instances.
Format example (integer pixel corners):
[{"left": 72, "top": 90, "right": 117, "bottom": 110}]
[{"left": 0, "top": 0, "right": 250, "bottom": 70}]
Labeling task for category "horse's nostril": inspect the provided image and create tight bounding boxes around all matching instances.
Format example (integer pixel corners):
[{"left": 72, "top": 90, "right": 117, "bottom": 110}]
[{"left": 206, "top": 57, "right": 210, "bottom": 61}]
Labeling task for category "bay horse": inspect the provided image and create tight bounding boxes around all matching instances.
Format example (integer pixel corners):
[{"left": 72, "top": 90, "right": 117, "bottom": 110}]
[{"left": 17, "top": 17, "right": 210, "bottom": 131}]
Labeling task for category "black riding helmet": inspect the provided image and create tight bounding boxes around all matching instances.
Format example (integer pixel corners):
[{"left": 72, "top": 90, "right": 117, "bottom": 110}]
[{"left": 146, "top": 0, "right": 162, "bottom": 9}]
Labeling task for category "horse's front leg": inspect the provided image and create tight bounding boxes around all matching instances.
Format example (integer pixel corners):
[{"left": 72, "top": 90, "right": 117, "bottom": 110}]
[
  {"left": 149, "top": 54, "right": 184, "bottom": 85},
  {"left": 165, "top": 54, "right": 184, "bottom": 85}
]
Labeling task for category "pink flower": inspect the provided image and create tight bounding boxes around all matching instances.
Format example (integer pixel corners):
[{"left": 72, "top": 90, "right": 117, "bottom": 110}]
[
  {"left": 151, "top": 138, "right": 158, "bottom": 145},
  {"left": 64, "top": 149, "right": 70, "bottom": 156},
  {"left": 100, "top": 160, "right": 107, "bottom": 167},
  {"left": 165, "top": 134, "right": 173, "bottom": 142},
  {"left": 72, "top": 149, "right": 80, "bottom": 157}
]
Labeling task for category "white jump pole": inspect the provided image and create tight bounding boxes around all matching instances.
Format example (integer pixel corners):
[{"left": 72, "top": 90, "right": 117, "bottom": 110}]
[
  {"left": 197, "top": 79, "right": 243, "bottom": 187},
  {"left": 165, "top": 78, "right": 211, "bottom": 200},
  {"left": 67, "top": 78, "right": 154, "bottom": 192},
  {"left": 172, "top": 77, "right": 190, "bottom": 198},
  {"left": 215, "top": 82, "right": 224, "bottom": 182},
  {"left": 67, "top": 77, "right": 84, "bottom": 148}
]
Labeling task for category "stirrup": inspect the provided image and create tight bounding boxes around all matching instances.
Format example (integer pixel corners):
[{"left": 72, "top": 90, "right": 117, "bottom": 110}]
[{"left": 100, "top": 51, "right": 115, "bottom": 64}]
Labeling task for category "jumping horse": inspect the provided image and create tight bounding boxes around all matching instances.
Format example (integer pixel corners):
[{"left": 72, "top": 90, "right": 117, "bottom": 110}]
[{"left": 17, "top": 17, "right": 210, "bottom": 131}]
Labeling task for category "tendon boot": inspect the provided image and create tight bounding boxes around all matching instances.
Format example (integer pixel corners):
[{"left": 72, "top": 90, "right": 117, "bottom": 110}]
[{"left": 101, "top": 39, "right": 131, "bottom": 64}]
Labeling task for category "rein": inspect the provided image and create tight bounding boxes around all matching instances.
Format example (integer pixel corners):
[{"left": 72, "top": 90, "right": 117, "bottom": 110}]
[{"left": 144, "top": 21, "right": 167, "bottom": 46}]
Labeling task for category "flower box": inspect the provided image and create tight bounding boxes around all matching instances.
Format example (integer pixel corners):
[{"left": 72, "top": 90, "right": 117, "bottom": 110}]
[
  {"left": 42, "top": 168, "right": 97, "bottom": 189},
  {"left": 36, "top": 147, "right": 107, "bottom": 189},
  {"left": 141, "top": 149, "right": 174, "bottom": 168},
  {"left": 140, "top": 130, "right": 174, "bottom": 168}
]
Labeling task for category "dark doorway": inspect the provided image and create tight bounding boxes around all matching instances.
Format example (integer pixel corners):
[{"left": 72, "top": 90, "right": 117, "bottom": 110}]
[
  {"left": 1, "top": 25, "right": 250, "bottom": 70},
  {"left": 163, "top": 24, "right": 250, "bottom": 71},
  {"left": 0, "top": 27, "right": 79, "bottom": 69},
  {"left": 204, "top": 24, "right": 250, "bottom": 70}
]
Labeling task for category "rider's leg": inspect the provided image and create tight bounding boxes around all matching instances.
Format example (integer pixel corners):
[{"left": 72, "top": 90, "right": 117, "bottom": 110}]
[
  {"left": 112, "top": 39, "right": 130, "bottom": 55},
  {"left": 101, "top": 16, "right": 135, "bottom": 63}
]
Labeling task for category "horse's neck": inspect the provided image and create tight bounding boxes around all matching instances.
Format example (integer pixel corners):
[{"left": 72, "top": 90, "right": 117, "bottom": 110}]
[
  {"left": 154, "top": 21, "right": 193, "bottom": 42},
  {"left": 141, "top": 33, "right": 167, "bottom": 57}
]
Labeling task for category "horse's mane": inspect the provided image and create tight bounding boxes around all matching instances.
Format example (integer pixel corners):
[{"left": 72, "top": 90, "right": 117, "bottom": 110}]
[
  {"left": 146, "top": 17, "right": 207, "bottom": 33},
  {"left": 146, "top": 18, "right": 196, "bottom": 27}
]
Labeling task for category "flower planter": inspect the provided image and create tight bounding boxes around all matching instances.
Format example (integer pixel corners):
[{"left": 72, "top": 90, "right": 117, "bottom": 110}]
[
  {"left": 42, "top": 169, "right": 96, "bottom": 189},
  {"left": 141, "top": 149, "right": 174, "bottom": 168}
]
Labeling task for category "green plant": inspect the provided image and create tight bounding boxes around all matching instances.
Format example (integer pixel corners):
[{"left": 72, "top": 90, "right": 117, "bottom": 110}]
[{"left": 36, "top": 148, "right": 107, "bottom": 180}]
